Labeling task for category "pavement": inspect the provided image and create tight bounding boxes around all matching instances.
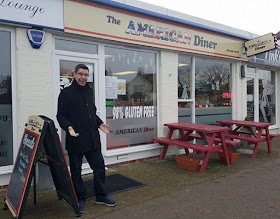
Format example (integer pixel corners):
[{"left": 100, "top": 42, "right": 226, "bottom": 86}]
[
  {"left": 99, "top": 157, "right": 280, "bottom": 219},
  {"left": 1, "top": 139, "right": 280, "bottom": 219}
]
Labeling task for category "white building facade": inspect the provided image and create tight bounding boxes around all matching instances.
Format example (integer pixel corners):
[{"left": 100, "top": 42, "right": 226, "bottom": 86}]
[{"left": 0, "top": 0, "right": 279, "bottom": 186}]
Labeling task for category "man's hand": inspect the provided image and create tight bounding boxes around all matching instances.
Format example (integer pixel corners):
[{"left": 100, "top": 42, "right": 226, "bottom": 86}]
[
  {"left": 100, "top": 123, "right": 110, "bottom": 134},
  {"left": 68, "top": 126, "right": 79, "bottom": 137}
]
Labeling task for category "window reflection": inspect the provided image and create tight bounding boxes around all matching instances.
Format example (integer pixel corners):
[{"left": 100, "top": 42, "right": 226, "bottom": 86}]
[
  {"left": 178, "top": 56, "right": 192, "bottom": 99},
  {"left": 258, "top": 70, "right": 275, "bottom": 123},
  {"left": 59, "top": 60, "right": 94, "bottom": 90},
  {"left": 0, "top": 30, "right": 13, "bottom": 166},
  {"left": 195, "top": 59, "right": 231, "bottom": 107},
  {"left": 195, "top": 58, "right": 232, "bottom": 125},
  {"left": 55, "top": 39, "right": 98, "bottom": 55},
  {"left": 105, "top": 47, "right": 157, "bottom": 150}
]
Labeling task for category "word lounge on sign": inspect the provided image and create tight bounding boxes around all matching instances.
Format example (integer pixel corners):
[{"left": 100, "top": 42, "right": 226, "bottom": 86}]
[{"left": 0, "top": 0, "right": 45, "bottom": 18}]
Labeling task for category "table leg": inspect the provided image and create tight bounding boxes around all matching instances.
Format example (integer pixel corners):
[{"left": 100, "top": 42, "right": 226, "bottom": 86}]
[
  {"left": 159, "top": 144, "right": 168, "bottom": 160},
  {"left": 252, "top": 127, "right": 267, "bottom": 159},
  {"left": 184, "top": 148, "right": 189, "bottom": 155},
  {"left": 200, "top": 151, "right": 211, "bottom": 173},
  {"left": 159, "top": 128, "right": 175, "bottom": 160},
  {"left": 220, "top": 132, "right": 230, "bottom": 165},
  {"left": 265, "top": 127, "right": 272, "bottom": 154},
  {"left": 252, "top": 142, "right": 260, "bottom": 159}
]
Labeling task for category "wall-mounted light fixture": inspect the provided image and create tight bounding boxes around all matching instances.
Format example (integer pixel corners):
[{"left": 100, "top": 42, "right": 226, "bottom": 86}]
[{"left": 240, "top": 65, "right": 246, "bottom": 78}]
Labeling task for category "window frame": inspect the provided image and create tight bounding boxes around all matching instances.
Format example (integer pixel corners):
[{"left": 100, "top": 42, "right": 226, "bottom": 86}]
[
  {"left": 178, "top": 54, "right": 233, "bottom": 124},
  {"left": 103, "top": 44, "right": 160, "bottom": 155},
  {"left": 0, "top": 26, "right": 16, "bottom": 174}
]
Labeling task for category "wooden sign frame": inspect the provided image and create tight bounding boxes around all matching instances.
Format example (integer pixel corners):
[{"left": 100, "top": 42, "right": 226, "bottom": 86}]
[{"left": 5, "top": 115, "right": 80, "bottom": 218}]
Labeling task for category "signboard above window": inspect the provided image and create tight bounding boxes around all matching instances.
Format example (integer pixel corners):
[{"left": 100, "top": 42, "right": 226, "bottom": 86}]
[
  {"left": 65, "top": 0, "right": 246, "bottom": 61},
  {"left": 0, "top": 0, "right": 63, "bottom": 31},
  {"left": 245, "top": 33, "right": 278, "bottom": 57}
]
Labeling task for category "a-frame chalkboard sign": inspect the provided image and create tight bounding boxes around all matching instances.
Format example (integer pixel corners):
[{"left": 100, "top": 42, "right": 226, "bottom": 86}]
[{"left": 4, "top": 115, "right": 80, "bottom": 218}]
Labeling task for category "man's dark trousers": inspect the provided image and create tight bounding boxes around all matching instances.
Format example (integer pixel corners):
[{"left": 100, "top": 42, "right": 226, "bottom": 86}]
[{"left": 69, "top": 150, "right": 107, "bottom": 201}]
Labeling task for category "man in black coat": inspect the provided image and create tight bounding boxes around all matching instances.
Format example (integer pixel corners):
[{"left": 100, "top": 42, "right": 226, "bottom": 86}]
[{"left": 57, "top": 64, "right": 116, "bottom": 213}]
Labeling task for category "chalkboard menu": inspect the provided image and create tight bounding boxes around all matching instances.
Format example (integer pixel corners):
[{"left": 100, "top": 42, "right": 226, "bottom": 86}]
[
  {"left": 5, "top": 115, "right": 79, "bottom": 218},
  {"left": 5, "top": 116, "right": 43, "bottom": 217}
]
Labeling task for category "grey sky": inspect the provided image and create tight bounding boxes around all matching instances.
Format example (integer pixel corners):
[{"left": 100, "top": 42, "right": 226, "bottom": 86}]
[{"left": 140, "top": 0, "right": 280, "bottom": 36}]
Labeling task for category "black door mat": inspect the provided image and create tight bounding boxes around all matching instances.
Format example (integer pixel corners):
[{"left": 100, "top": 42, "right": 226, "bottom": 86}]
[{"left": 85, "top": 173, "right": 144, "bottom": 200}]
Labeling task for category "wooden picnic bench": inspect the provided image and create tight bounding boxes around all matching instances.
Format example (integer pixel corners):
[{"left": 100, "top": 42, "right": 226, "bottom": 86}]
[
  {"left": 153, "top": 122, "right": 231, "bottom": 173},
  {"left": 217, "top": 120, "right": 278, "bottom": 159}
]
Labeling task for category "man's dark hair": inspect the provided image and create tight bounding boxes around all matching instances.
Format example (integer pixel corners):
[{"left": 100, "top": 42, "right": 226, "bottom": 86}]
[{"left": 75, "top": 64, "right": 89, "bottom": 73}]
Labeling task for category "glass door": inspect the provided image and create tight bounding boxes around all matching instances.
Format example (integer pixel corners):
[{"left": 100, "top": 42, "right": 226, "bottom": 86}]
[
  {"left": 247, "top": 67, "right": 276, "bottom": 125},
  {"left": 246, "top": 68, "right": 259, "bottom": 122},
  {"left": 246, "top": 77, "right": 256, "bottom": 121},
  {"left": 54, "top": 56, "right": 98, "bottom": 173}
]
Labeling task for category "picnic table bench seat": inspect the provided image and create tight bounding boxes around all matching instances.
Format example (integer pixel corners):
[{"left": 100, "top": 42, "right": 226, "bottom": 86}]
[
  {"left": 224, "top": 133, "right": 267, "bottom": 143},
  {"left": 188, "top": 133, "right": 240, "bottom": 147},
  {"left": 268, "top": 134, "right": 280, "bottom": 139},
  {"left": 233, "top": 130, "right": 280, "bottom": 140},
  {"left": 152, "top": 137, "right": 221, "bottom": 152}
]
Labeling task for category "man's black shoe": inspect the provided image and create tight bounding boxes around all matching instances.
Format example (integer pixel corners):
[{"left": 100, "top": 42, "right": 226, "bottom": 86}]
[{"left": 95, "top": 196, "right": 117, "bottom": 207}]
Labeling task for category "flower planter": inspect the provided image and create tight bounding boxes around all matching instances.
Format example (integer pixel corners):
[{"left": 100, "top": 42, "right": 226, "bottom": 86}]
[
  {"left": 175, "top": 155, "right": 200, "bottom": 171},
  {"left": 217, "top": 150, "right": 239, "bottom": 164}
]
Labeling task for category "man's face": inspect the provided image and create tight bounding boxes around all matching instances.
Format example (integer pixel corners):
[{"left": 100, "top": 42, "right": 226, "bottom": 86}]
[{"left": 73, "top": 68, "right": 89, "bottom": 86}]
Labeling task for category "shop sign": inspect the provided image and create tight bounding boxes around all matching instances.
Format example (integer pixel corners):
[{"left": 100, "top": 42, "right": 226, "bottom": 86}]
[
  {"left": 249, "top": 48, "right": 280, "bottom": 67},
  {"left": 64, "top": 0, "right": 246, "bottom": 61},
  {"left": 0, "top": 0, "right": 63, "bottom": 30},
  {"left": 222, "top": 92, "right": 231, "bottom": 99},
  {"left": 112, "top": 106, "right": 155, "bottom": 120},
  {"left": 245, "top": 33, "right": 278, "bottom": 57},
  {"left": 265, "top": 105, "right": 275, "bottom": 116}
]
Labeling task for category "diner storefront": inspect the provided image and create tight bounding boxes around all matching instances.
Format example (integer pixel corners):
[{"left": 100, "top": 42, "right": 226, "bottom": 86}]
[
  {"left": 61, "top": 0, "right": 252, "bottom": 169},
  {"left": 0, "top": 0, "right": 279, "bottom": 185}
]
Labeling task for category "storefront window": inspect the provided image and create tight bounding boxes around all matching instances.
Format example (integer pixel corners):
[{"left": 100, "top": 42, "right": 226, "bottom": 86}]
[
  {"left": 258, "top": 70, "right": 275, "bottom": 123},
  {"left": 178, "top": 55, "right": 193, "bottom": 122},
  {"left": 105, "top": 47, "right": 157, "bottom": 150},
  {"left": 195, "top": 58, "right": 232, "bottom": 125},
  {"left": 178, "top": 56, "right": 192, "bottom": 100},
  {"left": 55, "top": 39, "right": 98, "bottom": 55},
  {"left": 0, "top": 30, "right": 13, "bottom": 166}
]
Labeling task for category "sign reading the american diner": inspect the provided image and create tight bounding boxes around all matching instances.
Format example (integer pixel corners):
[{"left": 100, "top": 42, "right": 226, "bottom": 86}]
[{"left": 64, "top": 0, "right": 247, "bottom": 60}]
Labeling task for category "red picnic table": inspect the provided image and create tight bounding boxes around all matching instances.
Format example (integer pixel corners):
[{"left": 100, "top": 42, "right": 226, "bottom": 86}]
[
  {"left": 152, "top": 122, "right": 234, "bottom": 173},
  {"left": 217, "top": 120, "right": 278, "bottom": 159}
]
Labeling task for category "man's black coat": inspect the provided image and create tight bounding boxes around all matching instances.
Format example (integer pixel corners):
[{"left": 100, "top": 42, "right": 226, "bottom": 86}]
[{"left": 57, "top": 79, "right": 103, "bottom": 153}]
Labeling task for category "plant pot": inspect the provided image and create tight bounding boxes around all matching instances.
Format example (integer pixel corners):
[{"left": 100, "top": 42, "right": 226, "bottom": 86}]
[
  {"left": 217, "top": 150, "right": 239, "bottom": 164},
  {"left": 175, "top": 155, "right": 200, "bottom": 171}
]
